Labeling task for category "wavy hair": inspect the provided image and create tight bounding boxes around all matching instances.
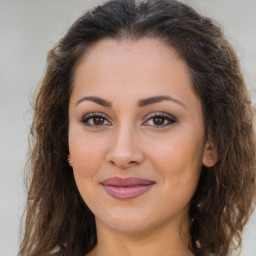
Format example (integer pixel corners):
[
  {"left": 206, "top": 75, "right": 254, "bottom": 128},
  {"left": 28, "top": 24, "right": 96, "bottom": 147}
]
[{"left": 19, "top": 0, "right": 256, "bottom": 255}]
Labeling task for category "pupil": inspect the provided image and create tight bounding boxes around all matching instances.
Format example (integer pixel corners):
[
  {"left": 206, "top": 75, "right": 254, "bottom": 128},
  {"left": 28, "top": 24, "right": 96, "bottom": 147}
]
[
  {"left": 94, "top": 117, "right": 104, "bottom": 125},
  {"left": 154, "top": 117, "right": 164, "bottom": 125}
]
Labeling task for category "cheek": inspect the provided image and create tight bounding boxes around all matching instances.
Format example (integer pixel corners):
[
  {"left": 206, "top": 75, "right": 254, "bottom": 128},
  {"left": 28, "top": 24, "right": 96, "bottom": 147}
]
[
  {"left": 148, "top": 129, "right": 204, "bottom": 189},
  {"left": 155, "top": 143, "right": 203, "bottom": 215},
  {"left": 70, "top": 142, "right": 102, "bottom": 210},
  {"left": 69, "top": 132, "right": 108, "bottom": 192},
  {"left": 69, "top": 130, "right": 107, "bottom": 166}
]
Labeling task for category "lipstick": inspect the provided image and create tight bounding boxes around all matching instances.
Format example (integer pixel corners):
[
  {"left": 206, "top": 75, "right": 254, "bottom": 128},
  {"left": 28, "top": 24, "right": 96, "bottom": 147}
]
[{"left": 100, "top": 176, "right": 155, "bottom": 200}]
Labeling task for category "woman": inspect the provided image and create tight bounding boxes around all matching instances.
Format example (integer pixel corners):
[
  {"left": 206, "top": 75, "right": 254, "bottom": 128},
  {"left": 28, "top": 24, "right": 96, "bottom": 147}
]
[{"left": 19, "top": 0, "right": 256, "bottom": 256}]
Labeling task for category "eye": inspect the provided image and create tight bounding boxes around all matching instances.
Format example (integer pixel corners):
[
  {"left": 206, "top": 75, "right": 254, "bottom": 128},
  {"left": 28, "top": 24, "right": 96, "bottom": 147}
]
[
  {"left": 80, "top": 112, "right": 111, "bottom": 127},
  {"left": 143, "top": 112, "right": 177, "bottom": 128}
]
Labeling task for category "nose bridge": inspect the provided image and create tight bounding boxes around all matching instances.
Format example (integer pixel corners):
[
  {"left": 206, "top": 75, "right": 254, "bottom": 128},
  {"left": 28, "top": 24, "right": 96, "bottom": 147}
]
[
  {"left": 106, "top": 121, "right": 144, "bottom": 168},
  {"left": 112, "top": 122, "right": 137, "bottom": 156}
]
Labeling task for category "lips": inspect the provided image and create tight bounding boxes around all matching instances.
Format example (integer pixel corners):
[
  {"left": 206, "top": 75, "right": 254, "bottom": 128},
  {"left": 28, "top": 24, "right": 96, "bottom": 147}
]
[{"left": 100, "top": 176, "right": 155, "bottom": 200}]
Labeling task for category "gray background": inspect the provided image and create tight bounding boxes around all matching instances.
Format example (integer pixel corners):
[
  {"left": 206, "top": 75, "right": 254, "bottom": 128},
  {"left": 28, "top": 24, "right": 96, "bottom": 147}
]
[{"left": 0, "top": 0, "right": 255, "bottom": 255}]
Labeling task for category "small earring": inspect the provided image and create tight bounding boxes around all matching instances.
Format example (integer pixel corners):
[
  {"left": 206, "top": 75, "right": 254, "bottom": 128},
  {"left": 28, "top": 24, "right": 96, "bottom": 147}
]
[
  {"left": 208, "top": 159, "right": 211, "bottom": 164},
  {"left": 67, "top": 159, "right": 72, "bottom": 166},
  {"left": 67, "top": 154, "right": 72, "bottom": 167}
]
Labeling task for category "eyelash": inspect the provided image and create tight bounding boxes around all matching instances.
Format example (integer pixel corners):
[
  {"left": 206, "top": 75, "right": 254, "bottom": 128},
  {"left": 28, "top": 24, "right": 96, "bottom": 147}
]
[
  {"left": 144, "top": 112, "right": 177, "bottom": 128},
  {"left": 80, "top": 112, "right": 111, "bottom": 128},
  {"left": 80, "top": 112, "right": 177, "bottom": 128}
]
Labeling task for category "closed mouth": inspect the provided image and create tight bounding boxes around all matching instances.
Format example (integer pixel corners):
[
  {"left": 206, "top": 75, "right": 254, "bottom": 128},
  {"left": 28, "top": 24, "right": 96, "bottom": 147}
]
[{"left": 101, "top": 176, "right": 155, "bottom": 200}]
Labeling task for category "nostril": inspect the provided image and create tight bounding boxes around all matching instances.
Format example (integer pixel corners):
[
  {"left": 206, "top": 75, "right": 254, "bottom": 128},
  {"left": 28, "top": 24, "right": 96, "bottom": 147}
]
[{"left": 108, "top": 160, "right": 138, "bottom": 169}]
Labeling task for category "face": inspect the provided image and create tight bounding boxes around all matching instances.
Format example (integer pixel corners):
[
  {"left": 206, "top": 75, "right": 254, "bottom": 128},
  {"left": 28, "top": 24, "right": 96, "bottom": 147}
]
[{"left": 68, "top": 38, "right": 214, "bottom": 235}]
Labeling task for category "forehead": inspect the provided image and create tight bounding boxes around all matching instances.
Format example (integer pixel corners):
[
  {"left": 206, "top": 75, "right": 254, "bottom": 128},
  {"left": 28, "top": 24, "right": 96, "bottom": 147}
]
[
  {"left": 70, "top": 38, "right": 199, "bottom": 110},
  {"left": 73, "top": 38, "right": 189, "bottom": 86},
  {"left": 76, "top": 37, "right": 181, "bottom": 63},
  {"left": 74, "top": 37, "right": 182, "bottom": 72}
]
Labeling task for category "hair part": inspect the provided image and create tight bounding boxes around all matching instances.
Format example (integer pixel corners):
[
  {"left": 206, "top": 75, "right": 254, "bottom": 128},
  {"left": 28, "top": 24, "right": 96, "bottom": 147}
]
[{"left": 19, "top": 1, "right": 256, "bottom": 256}]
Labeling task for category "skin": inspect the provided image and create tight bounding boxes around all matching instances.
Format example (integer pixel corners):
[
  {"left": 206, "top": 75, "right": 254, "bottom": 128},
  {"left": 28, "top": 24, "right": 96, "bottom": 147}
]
[{"left": 68, "top": 38, "right": 216, "bottom": 256}]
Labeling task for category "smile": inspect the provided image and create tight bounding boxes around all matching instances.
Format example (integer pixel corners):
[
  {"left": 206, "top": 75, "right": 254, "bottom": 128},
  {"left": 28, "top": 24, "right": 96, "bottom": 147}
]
[{"left": 101, "top": 176, "right": 155, "bottom": 200}]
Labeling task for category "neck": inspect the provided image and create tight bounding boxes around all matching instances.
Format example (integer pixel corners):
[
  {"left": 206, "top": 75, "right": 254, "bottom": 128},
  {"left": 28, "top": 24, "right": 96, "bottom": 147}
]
[{"left": 88, "top": 216, "right": 194, "bottom": 256}]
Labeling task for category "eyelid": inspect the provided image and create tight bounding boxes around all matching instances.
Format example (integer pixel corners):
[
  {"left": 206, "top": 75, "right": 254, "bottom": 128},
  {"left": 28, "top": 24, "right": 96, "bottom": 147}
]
[
  {"left": 142, "top": 112, "right": 177, "bottom": 128},
  {"left": 80, "top": 112, "right": 112, "bottom": 127},
  {"left": 144, "top": 112, "right": 177, "bottom": 121}
]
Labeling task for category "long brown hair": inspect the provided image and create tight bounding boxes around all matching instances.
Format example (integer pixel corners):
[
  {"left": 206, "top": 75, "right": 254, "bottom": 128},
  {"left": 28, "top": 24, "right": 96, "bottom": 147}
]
[{"left": 19, "top": 0, "right": 256, "bottom": 255}]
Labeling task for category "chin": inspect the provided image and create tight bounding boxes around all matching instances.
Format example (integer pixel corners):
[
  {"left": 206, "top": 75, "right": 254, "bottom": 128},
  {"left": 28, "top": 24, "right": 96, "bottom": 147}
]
[
  {"left": 103, "top": 218, "right": 154, "bottom": 234},
  {"left": 95, "top": 206, "right": 164, "bottom": 235}
]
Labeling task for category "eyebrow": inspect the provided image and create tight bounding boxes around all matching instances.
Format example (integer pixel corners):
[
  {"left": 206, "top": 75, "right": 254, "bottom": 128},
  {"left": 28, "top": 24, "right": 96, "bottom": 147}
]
[
  {"left": 138, "top": 95, "right": 186, "bottom": 108},
  {"left": 76, "top": 96, "right": 112, "bottom": 107},
  {"left": 75, "top": 95, "right": 186, "bottom": 108}
]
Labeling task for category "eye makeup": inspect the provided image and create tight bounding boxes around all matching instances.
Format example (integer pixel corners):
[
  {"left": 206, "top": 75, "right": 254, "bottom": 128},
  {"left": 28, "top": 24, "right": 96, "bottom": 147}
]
[{"left": 80, "top": 111, "right": 177, "bottom": 129}]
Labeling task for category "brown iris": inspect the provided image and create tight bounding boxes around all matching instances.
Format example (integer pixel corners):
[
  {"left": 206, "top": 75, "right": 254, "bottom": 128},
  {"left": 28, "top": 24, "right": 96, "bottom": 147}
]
[
  {"left": 153, "top": 117, "right": 165, "bottom": 125},
  {"left": 93, "top": 117, "right": 105, "bottom": 125}
]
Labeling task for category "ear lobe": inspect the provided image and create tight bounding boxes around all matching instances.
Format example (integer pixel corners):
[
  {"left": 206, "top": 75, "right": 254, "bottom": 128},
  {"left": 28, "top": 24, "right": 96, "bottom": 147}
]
[
  {"left": 67, "top": 154, "right": 73, "bottom": 167},
  {"left": 202, "top": 135, "right": 218, "bottom": 167}
]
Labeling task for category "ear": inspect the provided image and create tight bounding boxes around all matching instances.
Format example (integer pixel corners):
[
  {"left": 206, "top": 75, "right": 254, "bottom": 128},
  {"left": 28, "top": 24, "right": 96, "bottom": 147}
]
[{"left": 202, "top": 133, "right": 218, "bottom": 167}]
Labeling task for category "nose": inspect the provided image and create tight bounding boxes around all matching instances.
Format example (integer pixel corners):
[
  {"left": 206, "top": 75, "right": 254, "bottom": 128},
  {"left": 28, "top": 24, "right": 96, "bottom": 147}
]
[{"left": 105, "top": 124, "right": 144, "bottom": 169}]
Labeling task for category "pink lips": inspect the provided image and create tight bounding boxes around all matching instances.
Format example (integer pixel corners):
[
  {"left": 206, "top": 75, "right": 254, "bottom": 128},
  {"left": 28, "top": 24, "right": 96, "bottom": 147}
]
[{"left": 101, "top": 177, "right": 155, "bottom": 200}]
